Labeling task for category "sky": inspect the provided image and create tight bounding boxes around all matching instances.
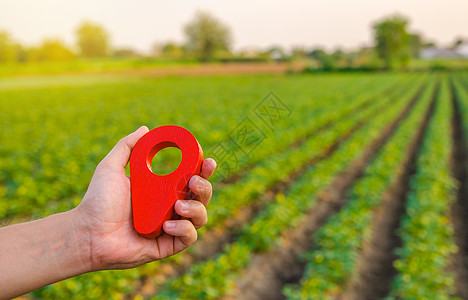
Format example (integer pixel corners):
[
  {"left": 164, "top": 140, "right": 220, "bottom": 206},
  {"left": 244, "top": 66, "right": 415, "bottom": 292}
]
[{"left": 1, "top": 0, "right": 467, "bottom": 53}]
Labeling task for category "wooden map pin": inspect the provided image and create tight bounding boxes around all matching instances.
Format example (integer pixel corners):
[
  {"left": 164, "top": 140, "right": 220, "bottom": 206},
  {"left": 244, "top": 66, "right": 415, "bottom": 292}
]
[{"left": 130, "top": 125, "right": 204, "bottom": 239}]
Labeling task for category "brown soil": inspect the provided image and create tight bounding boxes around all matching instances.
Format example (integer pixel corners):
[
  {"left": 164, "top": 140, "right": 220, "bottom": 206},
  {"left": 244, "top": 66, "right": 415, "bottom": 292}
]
[
  {"left": 343, "top": 83, "right": 438, "bottom": 300},
  {"left": 231, "top": 84, "right": 426, "bottom": 300},
  {"left": 110, "top": 62, "right": 305, "bottom": 78},
  {"left": 449, "top": 79, "right": 468, "bottom": 299}
]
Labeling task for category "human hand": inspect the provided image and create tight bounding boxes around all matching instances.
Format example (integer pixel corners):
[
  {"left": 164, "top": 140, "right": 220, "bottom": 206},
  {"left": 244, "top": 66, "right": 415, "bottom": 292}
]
[{"left": 73, "top": 126, "right": 216, "bottom": 271}]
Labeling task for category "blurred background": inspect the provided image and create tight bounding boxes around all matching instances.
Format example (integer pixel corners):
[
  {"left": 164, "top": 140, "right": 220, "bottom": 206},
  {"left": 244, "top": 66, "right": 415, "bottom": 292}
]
[
  {"left": 1, "top": 1, "right": 468, "bottom": 300},
  {"left": 1, "top": 0, "right": 467, "bottom": 74}
]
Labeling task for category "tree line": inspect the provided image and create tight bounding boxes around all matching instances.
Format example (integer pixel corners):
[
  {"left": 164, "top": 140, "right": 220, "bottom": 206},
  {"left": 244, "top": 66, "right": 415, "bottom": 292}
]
[
  {"left": 0, "top": 22, "right": 110, "bottom": 63},
  {"left": 0, "top": 12, "right": 465, "bottom": 70},
  {"left": 0, "top": 12, "right": 232, "bottom": 64}
]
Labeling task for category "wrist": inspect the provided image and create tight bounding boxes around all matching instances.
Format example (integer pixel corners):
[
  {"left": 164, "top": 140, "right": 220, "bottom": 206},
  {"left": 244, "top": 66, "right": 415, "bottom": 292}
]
[{"left": 68, "top": 208, "right": 94, "bottom": 273}]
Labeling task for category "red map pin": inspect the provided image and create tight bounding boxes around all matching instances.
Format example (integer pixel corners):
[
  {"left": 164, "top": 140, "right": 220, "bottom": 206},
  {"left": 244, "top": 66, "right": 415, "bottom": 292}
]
[{"left": 130, "top": 125, "right": 204, "bottom": 239}]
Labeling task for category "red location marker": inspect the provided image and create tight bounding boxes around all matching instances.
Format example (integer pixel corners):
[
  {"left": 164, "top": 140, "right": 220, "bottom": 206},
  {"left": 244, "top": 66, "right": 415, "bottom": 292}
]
[{"left": 130, "top": 125, "right": 204, "bottom": 239}]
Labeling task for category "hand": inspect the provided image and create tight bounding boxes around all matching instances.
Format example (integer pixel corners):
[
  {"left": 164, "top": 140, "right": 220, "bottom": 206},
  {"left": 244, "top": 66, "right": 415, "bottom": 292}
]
[{"left": 74, "top": 126, "right": 216, "bottom": 271}]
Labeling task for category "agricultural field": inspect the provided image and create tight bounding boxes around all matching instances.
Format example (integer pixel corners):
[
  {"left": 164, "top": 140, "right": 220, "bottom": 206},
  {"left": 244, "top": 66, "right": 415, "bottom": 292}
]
[{"left": 1, "top": 70, "right": 468, "bottom": 299}]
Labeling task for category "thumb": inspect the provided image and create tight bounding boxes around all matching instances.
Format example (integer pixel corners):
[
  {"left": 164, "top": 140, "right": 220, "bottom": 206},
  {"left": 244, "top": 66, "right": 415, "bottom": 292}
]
[{"left": 99, "top": 126, "right": 149, "bottom": 170}]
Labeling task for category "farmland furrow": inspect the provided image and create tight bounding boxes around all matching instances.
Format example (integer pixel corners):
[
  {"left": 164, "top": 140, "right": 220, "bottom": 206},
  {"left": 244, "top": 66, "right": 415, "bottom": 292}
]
[
  {"left": 342, "top": 82, "right": 438, "bottom": 300},
  {"left": 232, "top": 81, "right": 429, "bottom": 300},
  {"left": 211, "top": 76, "right": 381, "bottom": 184},
  {"left": 283, "top": 79, "right": 436, "bottom": 299},
  {"left": 387, "top": 79, "right": 457, "bottom": 298},
  {"left": 220, "top": 79, "right": 405, "bottom": 185},
  {"left": 450, "top": 77, "right": 468, "bottom": 299},
  {"left": 153, "top": 79, "right": 426, "bottom": 299},
  {"left": 128, "top": 78, "right": 418, "bottom": 298},
  {"left": 207, "top": 78, "right": 424, "bottom": 230},
  {"left": 0, "top": 75, "right": 381, "bottom": 222}
]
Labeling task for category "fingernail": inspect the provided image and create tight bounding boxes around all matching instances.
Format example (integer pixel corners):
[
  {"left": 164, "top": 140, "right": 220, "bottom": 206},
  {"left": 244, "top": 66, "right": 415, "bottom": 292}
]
[
  {"left": 165, "top": 221, "right": 176, "bottom": 229},
  {"left": 135, "top": 126, "right": 148, "bottom": 133},
  {"left": 209, "top": 158, "right": 217, "bottom": 169}
]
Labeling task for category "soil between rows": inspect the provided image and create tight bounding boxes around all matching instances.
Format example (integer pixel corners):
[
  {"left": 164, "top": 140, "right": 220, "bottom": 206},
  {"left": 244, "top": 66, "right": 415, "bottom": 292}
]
[
  {"left": 230, "top": 84, "right": 426, "bottom": 300},
  {"left": 449, "top": 79, "right": 468, "bottom": 299},
  {"left": 343, "top": 82, "right": 438, "bottom": 300}
]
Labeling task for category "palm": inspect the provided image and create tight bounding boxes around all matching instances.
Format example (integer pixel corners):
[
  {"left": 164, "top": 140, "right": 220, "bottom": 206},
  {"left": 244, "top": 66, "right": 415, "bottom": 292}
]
[{"left": 79, "top": 163, "right": 202, "bottom": 270}]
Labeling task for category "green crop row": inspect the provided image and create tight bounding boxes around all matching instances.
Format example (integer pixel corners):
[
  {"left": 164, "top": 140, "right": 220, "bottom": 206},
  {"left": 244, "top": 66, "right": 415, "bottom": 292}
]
[
  {"left": 206, "top": 75, "right": 420, "bottom": 229},
  {"left": 0, "top": 74, "right": 403, "bottom": 222},
  {"left": 120, "top": 74, "right": 420, "bottom": 298},
  {"left": 32, "top": 75, "right": 415, "bottom": 300},
  {"left": 20, "top": 74, "right": 406, "bottom": 299},
  {"left": 283, "top": 79, "right": 435, "bottom": 299},
  {"left": 153, "top": 76, "right": 424, "bottom": 299},
  {"left": 389, "top": 79, "right": 457, "bottom": 299},
  {"left": 135, "top": 72, "right": 406, "bottom": 273},
  {"left": 215, "top": 74, "right": 405, "bottom": 182},
  {"left": 454, "top": 75, "right": 468, "bottom": 136}
]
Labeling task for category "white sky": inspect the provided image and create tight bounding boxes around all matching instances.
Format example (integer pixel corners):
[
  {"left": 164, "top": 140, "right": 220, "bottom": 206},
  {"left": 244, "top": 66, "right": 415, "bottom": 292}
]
[{"left": 0, "top": 0, "right": 467, "bottom": 53}]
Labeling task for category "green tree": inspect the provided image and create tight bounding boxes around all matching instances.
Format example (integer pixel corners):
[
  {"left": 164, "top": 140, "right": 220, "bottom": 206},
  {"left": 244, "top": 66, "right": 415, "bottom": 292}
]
[
  {"left": 267, "top": 46, "right": 287, "bottom": 61},
  {"left": 453, "top": 37, "right": 466, "bottom": 49},
  {"left": 308, "top": 48, "right": 326, "bottom": 60},
  {"left": 13, "top": 43, "right": 28, "bottom": 62},
  {"left": 75, "top": 21, "right": 110, "bottom": 58},
  {"left": 291, "top": 46, "right": 307, "bottom": 60},
  {"left": 423, "top": 40, "right": 436, "bottom": 48},
  {"left": 409, "top": 33, "right": 423, "bottom": 58},
  {"left": 184, "top": 11, "right": 231, "bottom": 62},
  {"left": 161, "top": 42, "right": 184, "bottom": 58},
  {"left": 308, "top": 48, "right": 337, "bottom": 70},
  {"left": 372, "top": 14, "right": 411, "bottom": 69},
  {"left": 0, "top": 31, "right": 16, "bottom": 63},
  {"left": 31, "top": 39, "right": 75, "bottom": 61}
]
